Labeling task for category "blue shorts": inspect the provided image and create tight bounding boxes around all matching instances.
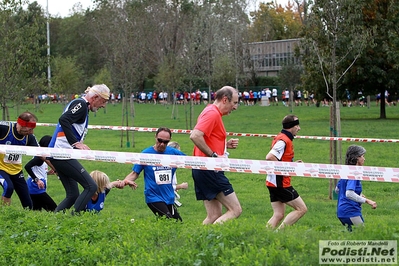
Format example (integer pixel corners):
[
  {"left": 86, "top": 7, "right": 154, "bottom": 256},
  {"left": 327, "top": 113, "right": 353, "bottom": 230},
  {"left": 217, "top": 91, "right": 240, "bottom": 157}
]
[
  {"left": 192, "top": 169, "right": 234, "bottom": 201},
  {"left": 338, "top": 216, "right": 364, "bottom": 226},
  {"left": 338, "top": 216, "right": 364, "bottom": 232}
]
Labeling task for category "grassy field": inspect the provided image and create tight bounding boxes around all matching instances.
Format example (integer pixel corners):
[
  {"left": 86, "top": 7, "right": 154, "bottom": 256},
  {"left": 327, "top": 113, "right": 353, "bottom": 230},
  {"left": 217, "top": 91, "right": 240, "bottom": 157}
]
[{"left": 1, "top": 101, "right": 399, "bottom": 265}]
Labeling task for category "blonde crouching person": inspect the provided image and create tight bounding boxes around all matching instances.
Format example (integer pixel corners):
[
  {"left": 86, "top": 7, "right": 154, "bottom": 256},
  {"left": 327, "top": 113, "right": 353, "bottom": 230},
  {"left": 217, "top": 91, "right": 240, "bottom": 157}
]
[{"left": 85, "top": 170, "right": 125, "bottom": 212}]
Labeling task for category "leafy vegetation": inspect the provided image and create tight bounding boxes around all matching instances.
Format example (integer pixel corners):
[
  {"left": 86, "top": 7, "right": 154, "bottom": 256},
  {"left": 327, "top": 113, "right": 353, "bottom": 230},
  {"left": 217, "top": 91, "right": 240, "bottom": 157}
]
[
  {"left": 0, "top": 0, "right": 47, "bottom": 119},
  {"left": 1, "top": 102, "right": 398, "bottom": 265},
  {"left": 248, "top": 1, "right": 303, "bottom": 41}
]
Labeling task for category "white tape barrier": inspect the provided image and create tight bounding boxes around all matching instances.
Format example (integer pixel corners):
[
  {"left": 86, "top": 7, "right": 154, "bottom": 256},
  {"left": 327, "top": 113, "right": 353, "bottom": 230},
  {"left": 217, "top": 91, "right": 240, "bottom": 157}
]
[
  {"left": 1, "top": 145, "right": 399, "bottom": 183},
  {"left": 34, "top": 123, "right": 399, "bottom": 143}
]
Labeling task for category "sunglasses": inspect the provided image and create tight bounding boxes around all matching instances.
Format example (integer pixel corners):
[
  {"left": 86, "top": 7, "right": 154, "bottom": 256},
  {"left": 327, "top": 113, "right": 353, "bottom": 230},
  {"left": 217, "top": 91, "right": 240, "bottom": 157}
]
[{"left": 157, "top": 138, "right": 170, "bottom": 144}]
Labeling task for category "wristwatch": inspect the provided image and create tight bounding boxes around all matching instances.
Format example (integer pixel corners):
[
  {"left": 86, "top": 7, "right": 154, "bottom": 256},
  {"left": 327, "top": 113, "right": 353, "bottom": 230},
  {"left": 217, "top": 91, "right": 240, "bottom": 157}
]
[
  {"left": 34, "top": 178, "right": 39, "bottom": 183},
  {"left": 211, "top": 152, "right": 218, "bottom": 158}
]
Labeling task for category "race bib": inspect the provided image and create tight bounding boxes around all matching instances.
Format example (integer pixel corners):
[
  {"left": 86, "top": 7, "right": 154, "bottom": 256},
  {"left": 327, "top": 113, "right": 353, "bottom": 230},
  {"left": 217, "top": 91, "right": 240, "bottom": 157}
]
[
  {"left": 154, "top": 169, "right": 172, "bottom": 185},
  {"left": 4, "top": 153, "right": 22, "bottom": 164}
]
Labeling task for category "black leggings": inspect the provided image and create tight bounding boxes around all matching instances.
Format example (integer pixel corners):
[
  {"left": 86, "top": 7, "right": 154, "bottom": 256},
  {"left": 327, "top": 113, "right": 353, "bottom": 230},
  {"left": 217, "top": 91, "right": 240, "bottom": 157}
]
[
  {"left": 30, "top": 193, "right": 57, "bottom": 211},
  {"left": 147, "top": 202, "right": 182, "bottom": 221},
  {"left": 50, "top": 159, "right": 97, "bottom": 213},
  {"left": 0, "top": 170, "right": 32, "bottom": 209}
]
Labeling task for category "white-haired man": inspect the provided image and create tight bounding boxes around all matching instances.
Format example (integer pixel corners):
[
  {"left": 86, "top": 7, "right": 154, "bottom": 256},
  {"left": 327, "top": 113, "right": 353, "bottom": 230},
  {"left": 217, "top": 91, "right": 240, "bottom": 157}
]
[{"left": 49, "top": 84, "right": 110, "bottom": 213}]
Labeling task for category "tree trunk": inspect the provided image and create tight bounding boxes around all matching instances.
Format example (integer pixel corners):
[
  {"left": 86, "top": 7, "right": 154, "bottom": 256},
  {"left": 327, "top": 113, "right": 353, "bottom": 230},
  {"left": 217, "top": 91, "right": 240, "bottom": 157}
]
[
  {"left": 379, "top": 88, "right": 386, "bottom": 119},
  {"left": 130, "top": 92, "right": 135, "bottom": 148}
]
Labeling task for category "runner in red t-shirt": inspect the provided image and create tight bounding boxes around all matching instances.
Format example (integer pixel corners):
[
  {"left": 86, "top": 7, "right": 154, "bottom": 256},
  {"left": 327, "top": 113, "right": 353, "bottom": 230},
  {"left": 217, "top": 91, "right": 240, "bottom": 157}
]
[
  {"left": 153, "top": 91, "right": 158, "bottom": 105},
  {"left": 190, "top": 86, "right": 242, "bottom": 225}
]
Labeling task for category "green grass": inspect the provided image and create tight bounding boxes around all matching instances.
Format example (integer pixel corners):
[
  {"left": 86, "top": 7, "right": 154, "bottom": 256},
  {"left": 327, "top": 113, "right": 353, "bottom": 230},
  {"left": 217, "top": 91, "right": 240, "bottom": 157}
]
[{"left": 1, "top": 101, "right": 399, "bottom": 265}]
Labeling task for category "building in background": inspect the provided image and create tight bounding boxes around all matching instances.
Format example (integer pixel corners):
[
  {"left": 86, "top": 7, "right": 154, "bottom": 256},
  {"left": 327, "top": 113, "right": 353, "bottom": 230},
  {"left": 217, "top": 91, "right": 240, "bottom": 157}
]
[{"left": 246, "top": 38, "right": 302, "bottom": 77}]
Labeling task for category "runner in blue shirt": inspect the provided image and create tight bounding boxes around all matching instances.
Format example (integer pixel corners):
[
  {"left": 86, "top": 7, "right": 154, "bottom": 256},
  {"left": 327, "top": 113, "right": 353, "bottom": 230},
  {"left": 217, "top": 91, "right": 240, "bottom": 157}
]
[
  {"left": 123, "top": 127, "right": 185, "bottom": 221},
  {"left": 335, "top": 145, "right": 377, "bottom": 231}
]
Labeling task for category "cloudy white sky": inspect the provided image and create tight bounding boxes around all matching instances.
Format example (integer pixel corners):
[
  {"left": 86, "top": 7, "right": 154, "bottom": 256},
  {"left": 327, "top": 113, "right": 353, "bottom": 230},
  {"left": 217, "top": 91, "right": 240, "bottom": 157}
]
[
  {"left": 31, "top": 0, "right": 93, "bottom": 17},
  {"left": 32, "top": 0, "right": 291, "bottom": 17}
]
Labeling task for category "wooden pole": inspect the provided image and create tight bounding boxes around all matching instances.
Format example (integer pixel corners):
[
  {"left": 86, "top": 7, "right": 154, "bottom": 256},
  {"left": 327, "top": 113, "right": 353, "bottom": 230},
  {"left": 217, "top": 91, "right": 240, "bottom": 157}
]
[{"left": 120, "top": 92, "right": 125, "bottom": 148}]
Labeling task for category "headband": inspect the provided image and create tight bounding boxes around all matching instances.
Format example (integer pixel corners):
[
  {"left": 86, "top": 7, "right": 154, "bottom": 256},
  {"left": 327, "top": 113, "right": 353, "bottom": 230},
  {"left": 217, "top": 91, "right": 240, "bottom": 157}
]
[
  {"left": 85, "top": 86, "right": 110, "bottom": 100},
  {"left": 282, "top": 119, "right": 299, "bottom": 129},
  {"left": 17, "top": 118, "right": 36, "bottom": 128}
]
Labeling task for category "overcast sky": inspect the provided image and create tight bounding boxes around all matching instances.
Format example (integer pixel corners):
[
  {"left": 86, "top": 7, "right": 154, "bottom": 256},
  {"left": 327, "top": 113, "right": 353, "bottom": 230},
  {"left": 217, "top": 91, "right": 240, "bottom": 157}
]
[
  {"left": 31, "top": 0, "right": 93, "bottom": 17},
  {"left": 32, "top": 0, "right": 290, "bottom": 18}
]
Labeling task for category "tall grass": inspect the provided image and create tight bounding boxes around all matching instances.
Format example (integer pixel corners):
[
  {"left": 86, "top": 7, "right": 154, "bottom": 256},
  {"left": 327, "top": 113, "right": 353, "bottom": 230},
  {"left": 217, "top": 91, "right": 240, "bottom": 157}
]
[{"left": 1, "top": 101, "right": 398, "bottom": 265}]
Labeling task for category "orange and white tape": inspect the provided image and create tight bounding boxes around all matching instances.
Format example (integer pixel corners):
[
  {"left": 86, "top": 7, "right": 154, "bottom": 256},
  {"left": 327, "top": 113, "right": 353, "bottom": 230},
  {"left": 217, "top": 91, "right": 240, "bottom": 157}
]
[
  {"left": 1, "top": 144, "right": 399, "bottom": 183},
  {"left": 33, "top": 123, "right": 399, "bottom": 143}
]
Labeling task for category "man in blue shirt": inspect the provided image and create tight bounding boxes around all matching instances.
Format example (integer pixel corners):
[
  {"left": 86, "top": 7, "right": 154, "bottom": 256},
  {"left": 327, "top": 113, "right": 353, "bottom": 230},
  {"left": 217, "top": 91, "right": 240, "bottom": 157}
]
[{"left": 123, "top": 127, "right": 185, "bottom": 221}]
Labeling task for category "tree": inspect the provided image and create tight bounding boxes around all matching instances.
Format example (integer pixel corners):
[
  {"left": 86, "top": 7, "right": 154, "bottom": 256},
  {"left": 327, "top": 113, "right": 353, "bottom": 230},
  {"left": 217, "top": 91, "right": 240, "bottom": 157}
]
[
  {"left": 246, "top": 1, "right": 304, "bottom": 86},
  {"left": 93, "top": 67, "right": 113, "bottom": 89},
  {"left": 50, "top": 13, "right": 105, "bottom": 86},
  {"left": 197, "top": 0, "right": 249, "bottom": 89},
  {"left": 302, "top": 0, "right": 371, "bottom": 199},
  {"left": 154, "top": 55, "right": 186, "bottom": 97},
  {"left": 87, "top": 0, "right": 155, "bottom": 147},
  {"left": 302, "top": 0, "right": 370, "bottom": 149},
  {"left": 249, "top": 1, "right": 303, "bottom": 42},
  {"left": 0, "top": 0, "right": 47, "bottom": 119},
  {"left": 278, "top": 63, "right": 303, "bottom": 109},
  {"left": 21, "top": 1, "right": 48, "bottom": 97},
  {"left": 149, "top": 0, "right": 194, "bottom": 98},
  {"left": 211, "top": 55, "right": 236, "bottom": 89},
  {"left": 343, "top": 0, "right": 399, "bottom": 118},
  {"left": 51, "top": 56, "right": 83, "bottom": 99},
  {"left": 302, "top": 0, "right": 370, "bottom": 146},
  {"left": 180, "top": 0, "right": 249, "bottom": 127}
]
